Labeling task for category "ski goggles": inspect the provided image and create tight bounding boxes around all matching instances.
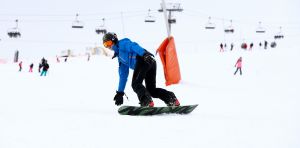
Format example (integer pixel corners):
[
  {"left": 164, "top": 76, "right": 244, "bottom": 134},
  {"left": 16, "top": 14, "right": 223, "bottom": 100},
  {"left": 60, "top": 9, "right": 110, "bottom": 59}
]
[{"left": 103, "top": 40, "right": 113, "bottom": 48}]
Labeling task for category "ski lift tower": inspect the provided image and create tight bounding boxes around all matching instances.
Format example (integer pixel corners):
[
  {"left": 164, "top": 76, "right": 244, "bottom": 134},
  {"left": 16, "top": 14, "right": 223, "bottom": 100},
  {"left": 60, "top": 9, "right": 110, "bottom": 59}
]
[{"left": 158, "top": 0, "right": 183, "bottom": 37}]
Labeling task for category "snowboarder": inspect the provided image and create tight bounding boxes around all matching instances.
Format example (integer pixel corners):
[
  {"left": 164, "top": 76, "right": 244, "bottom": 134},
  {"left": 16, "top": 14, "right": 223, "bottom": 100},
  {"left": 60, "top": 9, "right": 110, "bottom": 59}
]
[
  {"left": 40, "top": 60, "right": 49, "bottom": 76},
  {"left": 234, "top": 57, "right": 242, "bottom": 75},
  {"left": 102, "top": 32, "right": 180, "bottom": 107},
  {"left": 18, "top": 61, "right": 22, "bottom": 72},
  {"left": 29, "top": 63, "right": 34, "bottom": 72}
]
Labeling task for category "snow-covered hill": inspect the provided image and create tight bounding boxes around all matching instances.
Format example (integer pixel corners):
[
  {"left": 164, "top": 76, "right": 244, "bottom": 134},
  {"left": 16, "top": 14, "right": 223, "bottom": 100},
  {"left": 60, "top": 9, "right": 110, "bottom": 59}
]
[{"left": 0, "top": 38, "right": 299, "bottom": 148}]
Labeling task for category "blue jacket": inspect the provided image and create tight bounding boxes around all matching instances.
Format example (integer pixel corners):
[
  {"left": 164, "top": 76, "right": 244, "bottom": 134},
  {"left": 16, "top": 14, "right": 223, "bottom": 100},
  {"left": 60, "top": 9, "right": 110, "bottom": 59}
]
[{"left": 112, "top": 38, "right": 146, "bottom": 92}]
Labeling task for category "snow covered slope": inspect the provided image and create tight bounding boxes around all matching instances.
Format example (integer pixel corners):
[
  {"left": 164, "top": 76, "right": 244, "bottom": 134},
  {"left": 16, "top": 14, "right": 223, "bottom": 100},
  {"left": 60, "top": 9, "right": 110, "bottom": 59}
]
[{"left": 0, "top": 38, "right": 299, "bottom": 148}]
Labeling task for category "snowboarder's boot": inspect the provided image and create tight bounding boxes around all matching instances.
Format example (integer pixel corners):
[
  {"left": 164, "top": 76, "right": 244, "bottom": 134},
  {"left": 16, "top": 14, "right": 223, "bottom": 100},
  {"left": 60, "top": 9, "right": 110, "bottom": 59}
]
[
  {"left": 139, "top": 95, "right": 154, "bottom": 107},
  {"left": 166, "top": 98, "right": 180, "bottom": 106},
  {"left": 163, "top": 92, "right": 180, "bottom": 106}
]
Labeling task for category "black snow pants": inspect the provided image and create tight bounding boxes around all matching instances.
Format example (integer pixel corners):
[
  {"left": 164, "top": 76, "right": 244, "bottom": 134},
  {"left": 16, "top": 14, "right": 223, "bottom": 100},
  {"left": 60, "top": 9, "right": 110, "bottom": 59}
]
[
  {"left": 234, "top": 67, "right": 242, "bottom": 75},
  {"left": 132, "top": 56, "right": 176, "bottom": 104}
]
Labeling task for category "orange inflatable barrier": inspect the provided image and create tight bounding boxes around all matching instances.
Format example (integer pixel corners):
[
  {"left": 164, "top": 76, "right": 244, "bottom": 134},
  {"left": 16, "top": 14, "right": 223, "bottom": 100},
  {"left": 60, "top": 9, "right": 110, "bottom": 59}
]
[{"left": 156, "top": 36, "right": 181, "bottom": 86}]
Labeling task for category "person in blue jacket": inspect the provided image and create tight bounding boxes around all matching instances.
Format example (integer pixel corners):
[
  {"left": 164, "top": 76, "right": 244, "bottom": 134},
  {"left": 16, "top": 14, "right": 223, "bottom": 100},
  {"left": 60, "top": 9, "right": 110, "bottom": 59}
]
[{"left": 103, "top": 32, "right": 180, "bottom": 107}]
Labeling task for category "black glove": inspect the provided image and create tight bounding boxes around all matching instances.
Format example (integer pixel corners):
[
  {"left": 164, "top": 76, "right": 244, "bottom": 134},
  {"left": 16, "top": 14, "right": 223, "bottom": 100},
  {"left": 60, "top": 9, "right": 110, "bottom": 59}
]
[
  {"left": 114, "top": 91, "right": 124, "bottom": 106},
  {"left": 143, "top": 51, "right": 155, "bottom": 65}
]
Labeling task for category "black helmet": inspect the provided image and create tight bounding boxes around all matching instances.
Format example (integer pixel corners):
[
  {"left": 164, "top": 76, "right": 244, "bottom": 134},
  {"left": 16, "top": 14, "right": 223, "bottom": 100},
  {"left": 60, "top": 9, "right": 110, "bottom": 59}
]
[{"left": 102, "top": 32, "right": 118, "bottom": 43}]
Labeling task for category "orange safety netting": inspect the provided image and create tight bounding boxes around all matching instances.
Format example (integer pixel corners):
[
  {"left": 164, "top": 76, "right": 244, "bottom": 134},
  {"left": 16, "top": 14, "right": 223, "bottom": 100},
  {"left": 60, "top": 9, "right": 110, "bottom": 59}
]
[{"left": 156, "top": 36, "right": 181, "bottom": 86}]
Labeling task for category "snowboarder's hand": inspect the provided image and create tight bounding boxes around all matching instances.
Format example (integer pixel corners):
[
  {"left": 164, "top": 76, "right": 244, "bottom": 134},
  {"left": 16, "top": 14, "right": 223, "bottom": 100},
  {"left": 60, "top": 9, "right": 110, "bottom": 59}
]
[
  {"left": 114, "top": 91, "right": 124, "bottom": 106},
  {"left": 143, "top": 52, "right": 155, "bottom": 65}
]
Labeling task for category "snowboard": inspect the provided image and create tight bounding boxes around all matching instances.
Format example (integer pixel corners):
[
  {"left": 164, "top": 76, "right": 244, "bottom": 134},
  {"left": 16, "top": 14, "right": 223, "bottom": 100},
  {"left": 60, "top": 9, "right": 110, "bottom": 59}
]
[{"left": 118, "top": 104, "right": 198, "bottom": 116}]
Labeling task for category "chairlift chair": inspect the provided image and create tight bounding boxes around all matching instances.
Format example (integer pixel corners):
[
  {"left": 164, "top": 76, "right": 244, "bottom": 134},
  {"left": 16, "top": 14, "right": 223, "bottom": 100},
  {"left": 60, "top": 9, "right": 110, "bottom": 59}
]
[
  {"left": 145, "top": 16, "right": 156, "bottom": 23},
  {"left": 95, "top": 27, "right": 107, "bottom": 34},
  {"left": 168, "top": 14, "right": 176, "bottom": 24},
  {"left": 7, "top": 19, "right": 21, "bottom": 38},
  {"left": 168, "top": 18, "right": 176, "bottom": 24},
  {"left": 145, "top": 9, "right": 156, "bottom": 23},
  {"left": 95, "top": 18, "right": 107, "bottom": 34},
  {"left": 224, "top": 26, "right": 234, "bottom": 33},
  {"left": 72, "top": 13, "right": 84, "bottom": 29},
  {"left": 274, "top": 34, "right": 284, "bottom": 39},
  {"left": 256, "top": 21, "right": 266, "bottom": 33},
  {"left": 274, "top": 26, "right": 284, "bottom": 39},
  {"left": 224, "top": 20, "right": 234, "bottom": 33},
  {"left": 7, "top": 28, "right": 21, "bottom": 38},
  {"left": 205, "top": 17, "right": 216, "bottom": 30}
]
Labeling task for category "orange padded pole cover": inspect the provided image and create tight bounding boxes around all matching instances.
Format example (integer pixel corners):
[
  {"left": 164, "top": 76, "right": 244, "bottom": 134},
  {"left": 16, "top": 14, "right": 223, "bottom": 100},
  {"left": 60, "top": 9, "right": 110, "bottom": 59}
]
[{"left": 156, "top": 36, "right": 181, "bottom": 86}]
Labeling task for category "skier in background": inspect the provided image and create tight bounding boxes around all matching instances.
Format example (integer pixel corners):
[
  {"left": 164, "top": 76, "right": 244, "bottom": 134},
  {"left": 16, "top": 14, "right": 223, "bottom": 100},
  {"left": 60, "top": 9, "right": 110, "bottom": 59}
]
[
  {"left": 18, "top": 61, "right": 22, "bottom": 72},
  {"left": 234, "top": 57, "right": 242, "bottom": 75},
  {"left": 230, "top": 43, "right": 234, "bottom": 51},
  {"left": 29, "top": 63, "right": 34, "bottom": 72},
  {"left": 259, "top": 42, "right": 262, "bottom": 48},
  {"left": 39, "top": 57, "right": 46, "bottom": 72},
  {"left": 87, "top": 53, "right": 90, "bottom": 61},
  {"left": 40, "top": 60, "right": 49, "bottom": 76},
  {"left": 249, "top": 42, "right": 254, "bottom": 50},
  {"left": 220, "top": 43, "right": 224, "bottom": 52},
  {"left": 102, "top": 32, "right": 180, "bottom": 107},
  {"left": 56, "top": 55, "right": 60, "bottom": 63},
  {"left": 264, "top": 40, "right": 268, "bottom": 49}
]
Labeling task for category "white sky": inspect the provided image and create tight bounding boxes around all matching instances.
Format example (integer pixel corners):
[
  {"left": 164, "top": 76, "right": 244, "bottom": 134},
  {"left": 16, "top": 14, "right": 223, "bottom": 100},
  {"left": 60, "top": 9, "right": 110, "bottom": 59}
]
[{"left": 0, "top": 0, "right": 300, "bottom": 59}]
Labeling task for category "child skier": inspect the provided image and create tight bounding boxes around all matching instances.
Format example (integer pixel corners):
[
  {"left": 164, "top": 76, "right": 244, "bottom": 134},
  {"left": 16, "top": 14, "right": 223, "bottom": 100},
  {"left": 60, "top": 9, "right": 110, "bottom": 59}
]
[
  {"left": 234, "top": 57, "right": 242, "bottom": 75},
  {"left": 102, "top": 32, "right": 180, "bottom": 107}
]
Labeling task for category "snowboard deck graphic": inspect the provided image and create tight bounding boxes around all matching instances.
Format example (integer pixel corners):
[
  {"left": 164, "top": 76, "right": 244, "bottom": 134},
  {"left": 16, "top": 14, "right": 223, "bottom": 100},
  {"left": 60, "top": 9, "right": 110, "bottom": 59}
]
[{"left": 118, "top": 104, "right": 198, "bottom": 116}]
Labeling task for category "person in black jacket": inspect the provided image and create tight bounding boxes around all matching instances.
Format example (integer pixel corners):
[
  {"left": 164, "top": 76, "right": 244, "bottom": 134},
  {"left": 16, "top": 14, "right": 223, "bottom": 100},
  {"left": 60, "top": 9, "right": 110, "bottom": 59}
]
[
  {"left": 40, "top": 60, "right": 49, "bottom": 76},
  {"left": 38, "top": 57, "right": 46, "bottom": 72}
]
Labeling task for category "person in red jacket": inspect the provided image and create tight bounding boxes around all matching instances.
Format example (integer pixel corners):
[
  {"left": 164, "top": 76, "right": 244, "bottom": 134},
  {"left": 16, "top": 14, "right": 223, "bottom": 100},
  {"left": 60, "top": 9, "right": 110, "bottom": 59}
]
[{"left": 234, "top": 57, "right": 242, "bottom": 75}]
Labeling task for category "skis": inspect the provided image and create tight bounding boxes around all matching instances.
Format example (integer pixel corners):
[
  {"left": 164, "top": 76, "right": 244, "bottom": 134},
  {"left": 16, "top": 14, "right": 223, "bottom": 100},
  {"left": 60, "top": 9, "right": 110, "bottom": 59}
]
[{"left": 118, "top": 104, "right": 198, "bottom": 116}]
